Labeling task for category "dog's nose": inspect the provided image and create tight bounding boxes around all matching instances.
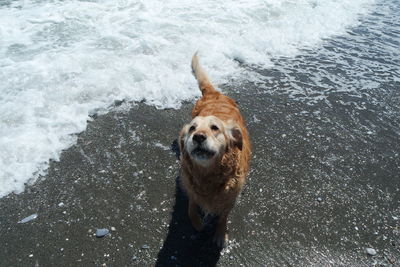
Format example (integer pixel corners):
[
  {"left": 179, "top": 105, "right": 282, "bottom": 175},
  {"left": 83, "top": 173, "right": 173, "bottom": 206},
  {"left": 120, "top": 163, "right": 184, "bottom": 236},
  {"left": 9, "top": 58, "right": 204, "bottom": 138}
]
[{"left": 193, "top": 133, "right": 206, "bottom": 144}]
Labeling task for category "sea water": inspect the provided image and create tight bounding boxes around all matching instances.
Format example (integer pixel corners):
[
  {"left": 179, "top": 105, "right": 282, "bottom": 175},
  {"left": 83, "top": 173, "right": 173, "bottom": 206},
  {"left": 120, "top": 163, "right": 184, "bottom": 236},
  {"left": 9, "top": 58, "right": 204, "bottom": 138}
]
[{"left": 0, "top": 0, "right": 375, "bottom": 197}]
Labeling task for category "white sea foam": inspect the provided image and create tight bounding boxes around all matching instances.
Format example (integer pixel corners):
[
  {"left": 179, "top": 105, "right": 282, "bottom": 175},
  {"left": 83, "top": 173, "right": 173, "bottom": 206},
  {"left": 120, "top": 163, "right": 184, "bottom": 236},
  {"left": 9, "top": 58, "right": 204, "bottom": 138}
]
[{"left": 0, "top": 0, "right": 374, "bottom": 197}]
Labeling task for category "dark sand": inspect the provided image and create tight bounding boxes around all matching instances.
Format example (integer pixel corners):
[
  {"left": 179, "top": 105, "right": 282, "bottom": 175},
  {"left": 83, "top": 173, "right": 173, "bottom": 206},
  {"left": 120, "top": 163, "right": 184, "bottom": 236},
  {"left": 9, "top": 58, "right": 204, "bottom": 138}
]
[{"left": 0, "top": 81, "right": 399, "bottom": 266}]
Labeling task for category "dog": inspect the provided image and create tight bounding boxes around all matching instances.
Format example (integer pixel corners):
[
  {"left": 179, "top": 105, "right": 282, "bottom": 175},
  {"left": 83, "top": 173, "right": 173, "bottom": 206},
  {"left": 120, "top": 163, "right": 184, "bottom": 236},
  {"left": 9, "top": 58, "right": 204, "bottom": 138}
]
[{"left": 178, "top": 53, "right": 251, "bottom": 247}]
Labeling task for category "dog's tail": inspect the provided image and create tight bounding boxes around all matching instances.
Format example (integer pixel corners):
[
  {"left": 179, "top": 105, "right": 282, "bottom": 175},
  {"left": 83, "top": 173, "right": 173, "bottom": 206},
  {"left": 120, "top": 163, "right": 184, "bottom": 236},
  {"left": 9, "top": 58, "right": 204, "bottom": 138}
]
[{"left": 191, "top": 52, "right": 217, "bottom": 95}]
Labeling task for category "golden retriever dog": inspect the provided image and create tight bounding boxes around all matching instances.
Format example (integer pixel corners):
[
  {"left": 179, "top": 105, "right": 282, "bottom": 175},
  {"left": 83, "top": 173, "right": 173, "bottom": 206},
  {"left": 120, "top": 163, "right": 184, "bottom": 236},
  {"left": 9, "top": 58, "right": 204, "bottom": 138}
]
[{"left": 178, "top": 53, "right": 251, "bottom": 247}]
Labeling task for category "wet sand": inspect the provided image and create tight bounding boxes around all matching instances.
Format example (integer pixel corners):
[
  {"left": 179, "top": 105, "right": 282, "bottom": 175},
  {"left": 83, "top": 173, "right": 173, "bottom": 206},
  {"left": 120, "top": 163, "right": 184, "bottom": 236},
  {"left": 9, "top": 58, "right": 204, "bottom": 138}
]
[{"left": 0, "top": 81, "right": 399, "bottom": 266}]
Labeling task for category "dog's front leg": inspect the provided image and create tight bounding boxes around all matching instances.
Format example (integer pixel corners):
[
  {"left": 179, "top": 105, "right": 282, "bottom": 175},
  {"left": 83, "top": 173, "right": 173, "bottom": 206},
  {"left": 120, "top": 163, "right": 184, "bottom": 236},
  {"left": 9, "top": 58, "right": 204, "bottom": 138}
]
[
  {"left": 188, "top": 198, "right": 202, "bottom": 231},
  {"left": 213, "top": 212, "right": 229, "bottom": 247}
]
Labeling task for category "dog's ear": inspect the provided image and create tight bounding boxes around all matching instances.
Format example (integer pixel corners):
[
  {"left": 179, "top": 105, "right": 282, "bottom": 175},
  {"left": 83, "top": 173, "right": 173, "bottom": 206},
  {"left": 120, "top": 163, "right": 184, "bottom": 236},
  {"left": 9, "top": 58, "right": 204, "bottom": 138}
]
[
  {"left": 179, "top": 124, "right": 190, "bottom": 155},
  {"left": 226, "top": 121, "right": 243, "bottom": 151}
]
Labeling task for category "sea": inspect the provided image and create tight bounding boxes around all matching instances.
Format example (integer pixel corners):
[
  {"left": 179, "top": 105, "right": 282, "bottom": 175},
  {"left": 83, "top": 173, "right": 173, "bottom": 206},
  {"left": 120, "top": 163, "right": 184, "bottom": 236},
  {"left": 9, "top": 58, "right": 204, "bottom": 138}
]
[{"left": 0, "top": 0, "right": 398, "bottom": 198}]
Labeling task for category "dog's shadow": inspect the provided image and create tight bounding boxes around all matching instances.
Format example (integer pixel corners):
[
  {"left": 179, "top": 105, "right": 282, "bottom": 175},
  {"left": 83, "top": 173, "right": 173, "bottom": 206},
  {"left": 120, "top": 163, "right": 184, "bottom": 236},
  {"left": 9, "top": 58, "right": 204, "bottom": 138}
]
[{"left": 155, "top": 141, "right": 222, "bottom": 267}]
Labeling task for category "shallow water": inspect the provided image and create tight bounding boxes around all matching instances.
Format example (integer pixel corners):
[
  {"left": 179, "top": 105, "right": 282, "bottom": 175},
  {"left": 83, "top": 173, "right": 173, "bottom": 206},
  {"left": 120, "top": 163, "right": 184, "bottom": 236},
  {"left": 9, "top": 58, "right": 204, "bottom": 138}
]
[{"left": 0, "top": 0, "right": 376, "bottom": 197}]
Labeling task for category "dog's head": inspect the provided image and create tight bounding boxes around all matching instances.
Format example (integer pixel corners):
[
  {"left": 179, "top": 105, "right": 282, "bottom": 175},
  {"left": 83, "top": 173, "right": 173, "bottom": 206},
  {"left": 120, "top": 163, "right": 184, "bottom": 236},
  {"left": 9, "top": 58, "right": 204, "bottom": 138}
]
[{"left": 179, "top": 116, "right": 243, "bottom": 167}]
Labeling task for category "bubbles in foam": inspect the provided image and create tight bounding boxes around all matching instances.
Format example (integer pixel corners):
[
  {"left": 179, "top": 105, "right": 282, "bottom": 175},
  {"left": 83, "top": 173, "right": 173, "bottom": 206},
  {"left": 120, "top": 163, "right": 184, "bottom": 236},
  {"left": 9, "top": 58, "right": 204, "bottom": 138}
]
[{"left": 0, "top": 0, "right": 374, "bottom": 197}]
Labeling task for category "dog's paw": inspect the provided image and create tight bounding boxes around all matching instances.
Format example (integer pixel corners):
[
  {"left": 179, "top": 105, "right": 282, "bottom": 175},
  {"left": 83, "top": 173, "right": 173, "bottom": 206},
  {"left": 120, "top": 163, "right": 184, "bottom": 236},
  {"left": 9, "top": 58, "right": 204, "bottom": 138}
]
[{"left": 213, "top": 233, "right": 228, "bottom": 248}]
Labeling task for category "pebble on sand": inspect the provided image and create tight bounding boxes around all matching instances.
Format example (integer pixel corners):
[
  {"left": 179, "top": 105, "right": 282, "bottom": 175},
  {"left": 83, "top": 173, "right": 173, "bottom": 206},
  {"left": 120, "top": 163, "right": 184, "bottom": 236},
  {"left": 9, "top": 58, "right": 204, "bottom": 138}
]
[
  {"left": 365, "top": 248, "right": 377, "bottom": 256},
  {"left": 18, "top": 213, "right": 38, "bottom": 224},
  {"left": 96, "top": 228, "right": 109, "bottom": 238}
]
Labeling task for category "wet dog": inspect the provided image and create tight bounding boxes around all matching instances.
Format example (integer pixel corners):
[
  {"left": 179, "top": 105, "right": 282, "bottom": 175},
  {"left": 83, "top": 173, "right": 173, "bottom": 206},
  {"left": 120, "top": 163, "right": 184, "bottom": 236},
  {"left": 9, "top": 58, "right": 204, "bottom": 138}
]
[{"left": 179, "top": 53, "right": 251, "bottom": 247}]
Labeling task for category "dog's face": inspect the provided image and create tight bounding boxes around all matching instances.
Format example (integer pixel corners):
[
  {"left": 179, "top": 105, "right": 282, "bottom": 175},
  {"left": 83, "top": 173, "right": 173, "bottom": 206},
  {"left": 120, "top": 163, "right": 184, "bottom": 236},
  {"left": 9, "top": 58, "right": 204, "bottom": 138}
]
[{"left": 179, "top": 116, "right": 243, "bottom": 167}]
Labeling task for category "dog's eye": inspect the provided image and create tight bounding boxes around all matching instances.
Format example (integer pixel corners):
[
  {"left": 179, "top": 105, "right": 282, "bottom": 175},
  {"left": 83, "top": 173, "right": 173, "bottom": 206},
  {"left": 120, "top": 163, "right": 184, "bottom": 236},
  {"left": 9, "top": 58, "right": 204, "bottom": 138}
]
[
  {"left": 211, "top": 125, "right": 219, "bottom": 131},
  {"left": 189, "top": 126, "right": 196, "bottom": 132}
]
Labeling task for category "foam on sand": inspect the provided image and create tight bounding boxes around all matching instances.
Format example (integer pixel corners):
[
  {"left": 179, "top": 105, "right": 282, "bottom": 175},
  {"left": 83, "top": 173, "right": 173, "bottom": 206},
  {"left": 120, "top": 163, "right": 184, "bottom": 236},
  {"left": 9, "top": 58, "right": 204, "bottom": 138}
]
[{"left": 0, "top": 0, "right": 374, "bottom": 197}]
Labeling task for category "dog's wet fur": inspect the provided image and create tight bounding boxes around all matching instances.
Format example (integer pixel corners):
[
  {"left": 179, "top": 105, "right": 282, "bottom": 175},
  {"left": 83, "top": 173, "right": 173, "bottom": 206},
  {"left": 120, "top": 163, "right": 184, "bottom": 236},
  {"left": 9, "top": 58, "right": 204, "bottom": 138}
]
[{"left": 179, "top": 53, "right": 251, "bottom": 247}]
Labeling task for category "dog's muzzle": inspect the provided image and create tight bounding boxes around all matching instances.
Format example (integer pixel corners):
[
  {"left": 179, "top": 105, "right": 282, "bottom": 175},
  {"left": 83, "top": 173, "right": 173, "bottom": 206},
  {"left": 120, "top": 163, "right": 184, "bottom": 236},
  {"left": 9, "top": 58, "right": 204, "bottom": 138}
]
[
  {"left": 191, "top": 147, "right": 216, "bottom": 158},
  {"left": 190, "top": 133, "right": 216, "bottom": 159},
  {"left": 193, "top": 133, "right": 206, "bottom": 144}
]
